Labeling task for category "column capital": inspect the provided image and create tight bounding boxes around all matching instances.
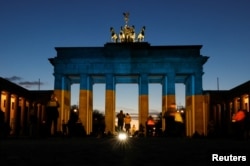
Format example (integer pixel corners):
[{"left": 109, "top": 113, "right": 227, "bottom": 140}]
[
  {"left": 106, "top": 74, "right": 115, "bottom": 90},
  {"left": 162, "top": 74, "right": 175, "bottom": 95},
  {"left": 80, "top": 74, "right": 93, "bottom": 90},
  {"left": 139, "top": 74, "right": 148, "bottom": 95}
]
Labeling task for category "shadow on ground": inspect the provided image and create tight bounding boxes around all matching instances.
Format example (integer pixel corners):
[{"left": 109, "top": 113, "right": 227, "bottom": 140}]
[{"left": 0, "top": 137, "right": 249, "bottom": 166}]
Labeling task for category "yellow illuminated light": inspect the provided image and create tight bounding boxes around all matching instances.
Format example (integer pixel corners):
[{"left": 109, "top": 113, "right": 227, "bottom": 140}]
[{"left": 118, "top": 132, "right": 127, "bottom": 141}]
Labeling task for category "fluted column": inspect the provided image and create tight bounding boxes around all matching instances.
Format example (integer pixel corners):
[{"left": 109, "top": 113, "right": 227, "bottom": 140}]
[
  {"left": 139, "top": 74, "right": 149, "bottom": 130},
  {"left": 0, "top": 91, "right": 2, "bottom": 110},
  {"left": 79, "top": 74, "right": 93, "bottom": 135},
  {"left": 53, "top": 73, "right": 63, "bottom": 134},
  {"left": 53, "top": 74, "right": 71, "bottom": 134},
  {"left": 162, "top": 73, "right": 176, "bottom": 131},
  {"left": 12, "top": 94, "right": 19, "bottom": 135},
  {"left": 185, "top": 72, "right": 205, "bottom": 136},
  {"left": 20, "top": 97, "right": 26, "bottom": 135},
  {"left": 59, "top": 76, "right": 71, "bottom": 132},
  {"left": 105, "top": 74, "right": 115, "bottom": 134},
  {"left": 4, "top": 92, "right": 11, "bottom": 125},
  {"left": 248, "top": 93, "right": 250, "bottom": 112}
]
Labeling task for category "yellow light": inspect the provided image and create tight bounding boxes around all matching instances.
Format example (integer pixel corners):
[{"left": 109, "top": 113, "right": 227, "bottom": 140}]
[{"left": 118, "top": 132, "right": 127, "bottom": 141}]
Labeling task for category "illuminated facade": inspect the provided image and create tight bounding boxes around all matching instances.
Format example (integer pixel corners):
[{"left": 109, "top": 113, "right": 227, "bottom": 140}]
[
  {"left": 49, "top": 43, "right": 209, "bottom": 136},
  {"left": 8, "top": 13, "right": 250, "bottom": 138},
  {"left": 0, "top": 77, "right": 53, "bottom": 136},
  {"left": 49, "top": 13, "right": 209, "bottom": 136},
  {"left": 204, "top": 80, "right": 250, "bottom": 136}
]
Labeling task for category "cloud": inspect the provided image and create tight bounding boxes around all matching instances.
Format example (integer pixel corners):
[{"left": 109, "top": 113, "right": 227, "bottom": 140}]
[
  {"left": 4, "top": 76, "right": 22, "bottom": 81},
  {"left": 4, "top": 76, "right": 45, "bottom": 89},
  {"left": 18, "top": 81, "right": 44, "bottom": 88}
]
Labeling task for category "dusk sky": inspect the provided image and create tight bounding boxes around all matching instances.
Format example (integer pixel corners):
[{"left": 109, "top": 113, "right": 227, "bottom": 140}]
[{"left": 1, "top": 0, "right": 250, "bottom": 113}]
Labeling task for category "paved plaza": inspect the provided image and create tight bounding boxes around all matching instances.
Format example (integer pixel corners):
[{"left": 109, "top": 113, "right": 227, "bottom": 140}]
[{"left": 0, "top": 136, "right": 249, "bottom": 166}]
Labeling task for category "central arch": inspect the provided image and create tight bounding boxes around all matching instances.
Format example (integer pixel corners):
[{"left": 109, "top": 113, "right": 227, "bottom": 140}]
[{"left": 49, "top": 42, "right": 209, "bottom": 136}]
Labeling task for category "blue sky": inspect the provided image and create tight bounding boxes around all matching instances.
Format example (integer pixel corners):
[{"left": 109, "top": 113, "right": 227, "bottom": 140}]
[{"left": 1, "top": 0, "right": 250, "bottom": 113}]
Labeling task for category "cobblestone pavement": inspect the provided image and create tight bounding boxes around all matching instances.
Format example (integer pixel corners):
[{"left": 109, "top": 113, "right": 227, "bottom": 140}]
[{"left": 1, "top": 136, "right": 249, "bottom": 166}]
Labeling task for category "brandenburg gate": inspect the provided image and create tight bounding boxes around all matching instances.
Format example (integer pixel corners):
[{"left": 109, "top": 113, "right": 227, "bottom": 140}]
[{"left": 49, "top": 13, "right": 209, "bottom": 136}]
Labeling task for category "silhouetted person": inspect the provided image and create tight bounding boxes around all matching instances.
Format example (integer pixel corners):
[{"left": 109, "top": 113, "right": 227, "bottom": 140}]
[
  {"left": 164, "top": 108, "right": 176, "bottom": 137},
  {"left": 232, "top": 109, "right": 245, "bottom": 139},
  {"left": 117, "top": 110, "right": 125, "bottom": 131},
  {"left": 62, "top": 119, "right": 67, "bottom": 136},
  {"left": 131, "top": 124, "right": 136, "bottom": 136},
  {"left": 0, "top": 109, "right": 5, "bottom": 138},
  {"left": 0, "top": 109, "right": 10, "bottom": 139},
  {"left": 138, "top": 123, "right": 145, "bottom": 137},
  {"left": 146, "top": 115, "right": 155, "bottom": 137},
  {"left": 46, "top": 94, "right": 60, "bottom": 136},
  {"left": 243, "top": 110, "right": 250, "bottom": 139},
  {"left": 207, "top": 120, "right": 215, "bottom": 138},
  {"left": 29, "top": 104, "right": 38, "bottom": 138},
  {"left": 124, "top": 113, "right": 131, "bottom": 134},
  {"left": 174, "top": 111, "right": 184, "bottom": 137},
  {"left": 67, "top": 110, "right": 78, "bottom": 137}
]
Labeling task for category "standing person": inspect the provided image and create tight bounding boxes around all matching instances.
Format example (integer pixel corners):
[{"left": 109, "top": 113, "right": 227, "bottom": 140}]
[
  {"left": 0, "top": 109, "right": 5, "bottom": 138},
  {"left": 62, "top": 120, "right": 67, "bottom": 136},
  {"left": 116, "top": 110, "right": 125, "bottom": 131},
  {"left": 124, "top": 113, "right": 131, "bottom": 134},
  {"left": 232, "top": 109, "right": 246, "bottom": 139},
  {"left": 243, "top": 110, "right": 250, "bottom": 140},
  {"left": 146, "top": 115, "right": 155, "bottom": 137},
  {"left": 163, "top": 108, "right": 176, "bottom": 137},
  {"left": 29, "top": 103, "right": 38, "bottom": 138},
  {"left": 131, "top": 124, "right": 136, "bottom": 136},
  {"left": 46, "top": 94, "right": 60, "bottom": 136},
  {"left": 174, "top": 111, "right": 184, "bottom": 137}
]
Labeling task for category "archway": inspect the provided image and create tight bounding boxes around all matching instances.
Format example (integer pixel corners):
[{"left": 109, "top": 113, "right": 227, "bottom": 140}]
[{"left": 49, "top": 42, "right": 208, "bottom": 136}]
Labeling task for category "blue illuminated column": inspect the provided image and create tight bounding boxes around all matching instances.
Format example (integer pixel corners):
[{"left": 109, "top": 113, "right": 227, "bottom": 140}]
[
  {"left": 139, "top": 74, "right": 149, "bottom": 129},
  {"left": 185, "top": 72, "right": 205, "bottom": 136},
  {"left": 53, "top": 73, "right": 63, "bottom": 123},
  {"left": 79, "top": 74, "right": 93, "bottom": 135},
  {"left": 162, "top": 73, "right": 176, "bottom": 131},
  {"left": 105, "top": 74, "right": 116, "bottom": 134},
  {"left": 54, "top": 73, "right": 71, "bottom": 134}
]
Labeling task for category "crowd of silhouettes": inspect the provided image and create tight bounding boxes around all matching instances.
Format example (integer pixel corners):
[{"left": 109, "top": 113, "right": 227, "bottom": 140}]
[{"left": 2, "top": 97, "right": 250, "bottom": 140}]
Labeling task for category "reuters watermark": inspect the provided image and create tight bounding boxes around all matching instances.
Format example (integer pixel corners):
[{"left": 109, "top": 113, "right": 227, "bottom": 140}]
[
  {"left": 208, "top": 151, "right": 250, "bottom": 165},
  {"left": 212, "top": 154, "right": 246, "bottom": 162}
]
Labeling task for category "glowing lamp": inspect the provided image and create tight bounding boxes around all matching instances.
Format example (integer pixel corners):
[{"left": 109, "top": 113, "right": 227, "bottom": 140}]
[{"left": 118, "top": 132, "right": 127, "bottom": 141}]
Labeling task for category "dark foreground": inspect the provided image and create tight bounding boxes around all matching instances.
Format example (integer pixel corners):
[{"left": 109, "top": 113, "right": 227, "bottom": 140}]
[{"left": 0, "top": 136, "right": 249, "bottom": 166}]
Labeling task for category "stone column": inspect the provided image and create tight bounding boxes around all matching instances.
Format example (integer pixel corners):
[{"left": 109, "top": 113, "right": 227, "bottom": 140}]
[
  {"left": 20, "top": 97, "right": 26, "bottom": 135},
  {"left": 233, "top": 98, "right": 238, "bottom": 113},
  {"left": 37, "top": 103, "right": 42, "bottom": 123},
  {"left": 2, "top": 92, "right": 10, "bottom": 124},
  {"left": 53, "top": 74, "right": 71, "bottom": 134},
  {"left": 162, "top": 73, "right": 176, "bottom": 131},
  {"left": 13, "top": 94, "right": 19, "bottom": 135},
  {"left": 185, "top": 75, "right": 195, "bottom": 137},
  {"left": 53, "top": 73, "right": 63, "bottom": 133},
  {"left": 0, "top": 91, "right": 2, "bottom": 110},
  {"left": 4, "top": 92, "right": 11, "bottom": 124},
  {"left": 248, "top": 93, "right": 250, "bottom": 112},
  {"left": 139, "top": 74, "right": 149, "bottom": 131},
  {"left": 242, "top": 95, "right": 247, "bottom": 110},
  {"left": 105, "top": 74, "right": 115, "bottom": 134},
  {"left": 185, "top": 72, "right": 205, "bottom": 136},
  {"left": 58, "top": 76, "right": 71, "bottom": 133},
  {"left": 79, "top": 74, "right": 93, "bottom": 135}
]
